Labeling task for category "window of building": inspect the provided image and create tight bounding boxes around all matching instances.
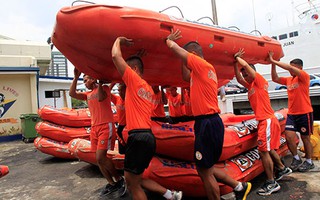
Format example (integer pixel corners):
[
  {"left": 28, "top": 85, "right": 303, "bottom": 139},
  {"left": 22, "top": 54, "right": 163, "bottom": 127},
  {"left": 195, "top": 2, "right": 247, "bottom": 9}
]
[
  {"left": 45, "top": 91, "right": 61, "bottom": 98},
  {"left": 289, "top": 31, "right": 298, "bottom": 38},
  {"left": 279, "top": 34, "right": 288, "bottom": 40}
]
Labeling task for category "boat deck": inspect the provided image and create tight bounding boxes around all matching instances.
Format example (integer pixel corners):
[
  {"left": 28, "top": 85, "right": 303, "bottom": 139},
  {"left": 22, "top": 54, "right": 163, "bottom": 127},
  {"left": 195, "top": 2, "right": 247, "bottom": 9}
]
[{"left": 0, "top": 140, "right": 320, "bottom": 200}]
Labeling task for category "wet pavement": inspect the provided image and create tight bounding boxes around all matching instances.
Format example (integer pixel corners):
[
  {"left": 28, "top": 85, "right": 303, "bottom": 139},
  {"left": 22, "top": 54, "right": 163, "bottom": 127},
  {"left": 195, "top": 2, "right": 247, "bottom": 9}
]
[{"left": 0, "top": 140, "right": 320, "bottom": 200}]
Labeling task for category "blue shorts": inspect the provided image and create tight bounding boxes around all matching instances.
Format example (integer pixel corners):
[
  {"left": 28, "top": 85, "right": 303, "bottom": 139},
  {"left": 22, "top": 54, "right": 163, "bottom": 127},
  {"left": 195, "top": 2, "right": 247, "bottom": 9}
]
[
  {"left": 194, "top": 113, "right": 224, "bottom": 168},
  {"left": 285, "top": 112, "right": 313, "bottom": 136}
]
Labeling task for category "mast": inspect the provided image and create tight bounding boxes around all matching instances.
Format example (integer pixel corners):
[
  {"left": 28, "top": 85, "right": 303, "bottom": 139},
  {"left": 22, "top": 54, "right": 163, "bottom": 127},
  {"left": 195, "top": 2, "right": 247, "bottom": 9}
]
[{"left": 210, "top": 0, "right": 218, "bottom": 25}]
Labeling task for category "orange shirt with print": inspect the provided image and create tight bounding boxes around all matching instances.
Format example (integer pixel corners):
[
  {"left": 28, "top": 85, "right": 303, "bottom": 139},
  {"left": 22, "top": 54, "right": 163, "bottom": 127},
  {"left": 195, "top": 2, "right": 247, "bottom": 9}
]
[
  {"left": 279, "top": 70, "right": 313, "bottom": 115},
  {"left": 187, "top": 53, "right": 220, "bottom": 116},
  {"left": 166, "top": 92, "right": 184, "bottom": 117},
  {"left": 151, "top": 92, "right": 166, "bottom": 117},
  {"left": 247, "top": 73, "right": 274, "bottom": 120},
  {"left": 111, "top": 94, "right": 126, "bottom": 126},
  {"left": 122, "top": 67, "right": 153, "bottom": 131},
  {"left": 84, "top": 86, "right": 114, "bottom": 126}
]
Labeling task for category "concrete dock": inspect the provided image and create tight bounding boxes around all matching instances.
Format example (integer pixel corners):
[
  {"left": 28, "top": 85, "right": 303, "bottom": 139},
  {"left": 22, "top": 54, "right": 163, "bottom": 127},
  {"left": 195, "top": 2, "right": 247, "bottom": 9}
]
[{"left": 0, "top": 140, "right": 319, "bottom": 200}]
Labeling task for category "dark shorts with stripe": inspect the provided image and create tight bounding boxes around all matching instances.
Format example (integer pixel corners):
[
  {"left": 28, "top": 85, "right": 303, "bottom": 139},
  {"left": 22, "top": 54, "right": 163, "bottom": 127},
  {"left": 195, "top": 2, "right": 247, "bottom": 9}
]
[
  {"left": 194, "top": 113, "right": 224, "bottom": 168},
  {"left": 124, "top": 129, "right": 156, "bottom": 175},
  {"left": 285, "top": 112, "right": 314, "bottom": 136}
]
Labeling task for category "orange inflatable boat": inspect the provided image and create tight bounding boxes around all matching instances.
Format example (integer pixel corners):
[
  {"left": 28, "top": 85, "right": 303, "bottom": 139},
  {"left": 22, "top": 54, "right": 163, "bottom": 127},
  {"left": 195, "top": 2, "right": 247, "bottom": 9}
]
[
  {"left": 0, "top": 165, "right": 9, "bottom": 178},
  {"left": 123, "top": 108, "right": 287, "bottom": 162},
  {"left": 143, "top": 136, "right": 289, "bottom": 197},
  {"left": 34, "top": 137, "right": 75, "bottom": 159},
  {"left": 52, "top": 3, "right": 283, "bottom": 86},
  {"left": 68, "top": 138, "right": 124, "bottom": 170},
  {"left": 38, "top": 105, "right": 91, "bottom": 127},
  {"left": 35, "top": 121, "right": 90, "bottom": 143}
]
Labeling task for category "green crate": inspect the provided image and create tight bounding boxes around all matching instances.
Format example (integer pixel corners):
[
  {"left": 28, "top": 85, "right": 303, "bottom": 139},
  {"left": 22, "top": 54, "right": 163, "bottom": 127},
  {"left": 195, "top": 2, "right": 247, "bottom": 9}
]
[{"left": 20, "top": 113, "right": 41, "bottom": 143}]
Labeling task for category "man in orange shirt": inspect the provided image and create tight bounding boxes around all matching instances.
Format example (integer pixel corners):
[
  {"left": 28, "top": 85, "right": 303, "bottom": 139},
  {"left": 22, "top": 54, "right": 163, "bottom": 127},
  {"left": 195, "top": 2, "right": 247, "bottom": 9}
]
[
  {"left": 151, "top": 85, "right": 168, "bottom": 120},
  {"left": 112, "top": 37, "right": 182, "bottom": 200},
  {"left": 69, "top": 69, "right": 125, "bottom": 197},
  {"left": 234, "top": 49, "right": 292, "bottom": 196},
  {"left": 166, "top": 87, "right": 184, "bottom": 118},
  {"left": 165, "top": 30, "right": 251, "bottom": 200},
  {"left": 110, "top": 83, "right": 126, "bottom": 154},
  {"left": 269, "top": 52, "right": 314, "bottom": 172},
  {"left": 181, "top": 87, "right": 193, "bottom": 116}
]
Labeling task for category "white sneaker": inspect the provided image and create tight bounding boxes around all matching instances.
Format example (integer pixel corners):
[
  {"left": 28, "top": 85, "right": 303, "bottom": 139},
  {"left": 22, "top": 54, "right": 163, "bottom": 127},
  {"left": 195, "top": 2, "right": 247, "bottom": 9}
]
[{"left": 171, "top": 190, "right": 183, "bottom": 200}]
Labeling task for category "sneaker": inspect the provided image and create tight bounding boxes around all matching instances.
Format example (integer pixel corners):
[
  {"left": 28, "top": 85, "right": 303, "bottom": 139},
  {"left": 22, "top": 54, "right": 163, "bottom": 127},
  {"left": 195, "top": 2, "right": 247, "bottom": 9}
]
[
  {"left": 298, "top": 161, "right": 315, "bottom": 172},
  {"left": 275, "top": 166, "right": 292, "bottom": 181},
  {"left": 100, "top": 183, "right": 113, "bottom": 196},
  {"left": 257, "top": 180, "right": 280, "bottom": 196},
  {"left": 234, "top": 182, "right": 252, "bottom": 200},
  {"left": 170, "top": 190, "right": 183, "bottom": 200},
  {"left": 290, "top": 157, "right": 303, "bottom": 171},
  {"left": 100, "top": 177, "right": 126, "bottom": 197}
]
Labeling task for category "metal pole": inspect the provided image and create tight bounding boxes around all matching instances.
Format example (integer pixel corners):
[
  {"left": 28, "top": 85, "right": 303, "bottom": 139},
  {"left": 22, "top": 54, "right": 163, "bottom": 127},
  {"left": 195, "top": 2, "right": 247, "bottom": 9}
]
[
  {"left": 252, "top": 0, "right": 257, "bottom": 31},
  {"left": 211, "top": 0, "right": 218, "bottom": 25}
]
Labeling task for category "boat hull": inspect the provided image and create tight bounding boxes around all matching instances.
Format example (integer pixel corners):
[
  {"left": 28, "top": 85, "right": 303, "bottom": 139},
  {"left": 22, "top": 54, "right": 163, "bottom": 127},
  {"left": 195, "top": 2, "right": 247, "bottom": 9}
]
[{"left": 52, "top": 4, "right": 284, "bottom": 86}]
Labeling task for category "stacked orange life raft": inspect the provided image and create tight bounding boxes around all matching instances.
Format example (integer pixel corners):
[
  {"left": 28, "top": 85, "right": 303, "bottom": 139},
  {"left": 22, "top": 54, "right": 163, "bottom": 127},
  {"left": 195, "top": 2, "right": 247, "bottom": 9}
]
[
  {"left": 34, "top": 106, "right": 92, "bottom": 159},
  {"left": 143, "top": 136, "right": 289, "bottom": 197},
  {"left": 122, "top": 108, "right": 288, "bottom": 162}
]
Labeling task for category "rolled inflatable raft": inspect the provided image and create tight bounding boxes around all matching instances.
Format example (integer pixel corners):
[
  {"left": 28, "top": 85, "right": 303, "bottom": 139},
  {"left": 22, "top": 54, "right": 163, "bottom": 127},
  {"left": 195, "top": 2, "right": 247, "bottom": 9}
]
[
  {"left": 68, "top": 138, "right": 124, "bottom": 170},
  {"left": 143, "top": 136, "right": 289, "bottom": 197},
  {"left": 38, "top": 105, "right": 91, "bottom": 127},
  {"left": 0, "top": 165, "right": 9, "bottom": 178},
  {"left": 34, "top": 137, "right": 75, "bottom": 159},
  {"left": 35, "top": 121, "right": 91, "bottom": 143},
  {"left": 52, "top": 3, "right": 283, "bottom": 86}
]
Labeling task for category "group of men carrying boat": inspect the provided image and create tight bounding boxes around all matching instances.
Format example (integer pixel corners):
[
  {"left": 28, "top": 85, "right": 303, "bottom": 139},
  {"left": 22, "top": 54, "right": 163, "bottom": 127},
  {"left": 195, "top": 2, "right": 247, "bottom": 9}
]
[{"left": 70, "top": 29, "right": 314, "bottom": 200}]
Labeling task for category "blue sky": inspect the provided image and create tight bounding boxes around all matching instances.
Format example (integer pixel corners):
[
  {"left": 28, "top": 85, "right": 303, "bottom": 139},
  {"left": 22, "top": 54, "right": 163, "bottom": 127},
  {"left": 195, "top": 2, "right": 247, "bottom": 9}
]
[{"left": 0, "top": 0, "right": 307, "bottom": 42}]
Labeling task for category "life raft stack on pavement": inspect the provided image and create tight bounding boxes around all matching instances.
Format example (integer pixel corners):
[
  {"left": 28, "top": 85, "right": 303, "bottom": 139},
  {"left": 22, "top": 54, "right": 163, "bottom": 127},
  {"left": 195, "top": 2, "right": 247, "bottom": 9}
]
[
  {"left": 34, "top": 105, "right": 92, "bottom": 159},
  {"left": 142, "top": 136, "right": 289, "bottom": 197},
  {"left": 121, "top": 108, "right": 288, "bottom": 162},
  {"left": 52, "top": 3, "right": 283, "bottom": 87}
]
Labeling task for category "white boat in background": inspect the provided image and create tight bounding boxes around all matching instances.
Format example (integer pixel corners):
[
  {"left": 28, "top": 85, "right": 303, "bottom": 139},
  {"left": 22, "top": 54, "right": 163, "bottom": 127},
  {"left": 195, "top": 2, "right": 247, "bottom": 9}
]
[{"left": 256, "top": 0, "right": 320, "bottom": 90}]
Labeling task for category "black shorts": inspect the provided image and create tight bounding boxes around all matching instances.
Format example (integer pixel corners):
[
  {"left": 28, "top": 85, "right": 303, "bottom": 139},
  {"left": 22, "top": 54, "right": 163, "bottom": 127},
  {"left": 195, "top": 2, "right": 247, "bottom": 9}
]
[
  {"left": 194, "top": 113, "right": 224, "bottom": 168},
  {"left": 124, "top": 129, "right": 156, "bottom": 175},
  {"left": 285, "top": 112, "right": 313, "bottom": 136},
  {"left": 117, "top": 125, "right": 126, "bottom": 154}
]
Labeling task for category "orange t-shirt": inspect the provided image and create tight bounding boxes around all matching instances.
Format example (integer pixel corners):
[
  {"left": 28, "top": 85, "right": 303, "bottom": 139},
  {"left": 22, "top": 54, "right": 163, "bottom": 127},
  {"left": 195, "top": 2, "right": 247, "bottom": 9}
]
[
  {"left": 279, "top": 70, "right": 313, "bottom": 115},
  {"left": 182, "top": 91, "right": 192, "bottom": 116},
  {"left": 247, "top": 73, "right": 274, "bottom": 120},
  {"left": 187, "top": 53, "right": 220, "bottom": 116},
  {"left": 151, "top": 92, "right": 166, "bottom": 117},
  {"left": 166, "top": 92, "right": 184, "bottom": 117},
  {"left": 84, "top": 85, "right": 114, "bottom": 126},
  {"left": 111, "top": 94, "right": 126, "bottom": 126},
  {"left": 122, "top": 67, "right": 153, "bottom": 131}
]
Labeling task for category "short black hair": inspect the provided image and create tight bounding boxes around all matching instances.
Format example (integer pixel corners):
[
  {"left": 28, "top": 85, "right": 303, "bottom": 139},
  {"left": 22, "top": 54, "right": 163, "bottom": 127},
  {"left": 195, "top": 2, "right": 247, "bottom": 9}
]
[
  {"left": 126, "top": 55, "right": 144, "bottom": 74},
  {"left": 240, "top": 64, "right": 256, "bottom": 72},
  {"left": 183, "top": 41, "right": 203, "bottom": 57},
  {"left": 290, "top": 58, "right": 303, "bottom": 67}
]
